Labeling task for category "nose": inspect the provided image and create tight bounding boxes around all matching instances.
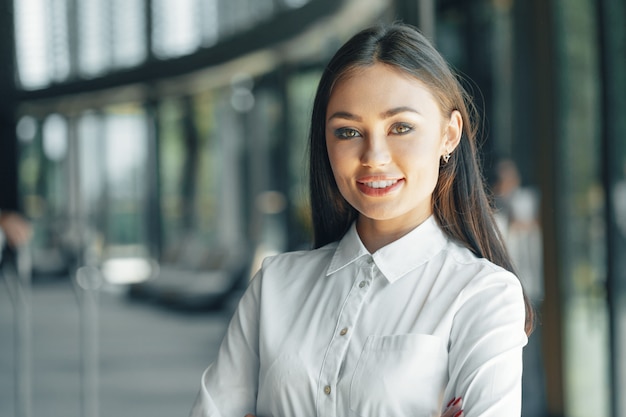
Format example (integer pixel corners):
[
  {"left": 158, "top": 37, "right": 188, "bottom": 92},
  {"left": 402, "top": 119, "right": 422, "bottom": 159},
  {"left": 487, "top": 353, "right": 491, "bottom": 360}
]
[{"left": 360, "top": 134, "right": 391, "bottom": 167}]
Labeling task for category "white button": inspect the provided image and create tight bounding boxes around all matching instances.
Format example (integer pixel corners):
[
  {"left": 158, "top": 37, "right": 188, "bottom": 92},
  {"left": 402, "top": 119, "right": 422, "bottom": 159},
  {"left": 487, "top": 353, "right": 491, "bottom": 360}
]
[
  {"left": 339, "top": 328, "right": 348, "bottom": 336},
  {"left": 359, "top": 280, "right": 367, "bottom": 288},
  {"left": 324, "top": 385, "right": 331, "bottom": 395}
]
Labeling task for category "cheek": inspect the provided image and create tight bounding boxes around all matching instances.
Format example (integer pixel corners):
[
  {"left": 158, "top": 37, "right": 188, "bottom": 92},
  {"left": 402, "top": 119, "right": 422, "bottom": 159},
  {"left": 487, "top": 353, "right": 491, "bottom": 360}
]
[
  {"left": 401, "top": 148, "right": 442, "bottom": 189},
  {"left": 401, "top": 143, "right": 441, "bottom": 169}
]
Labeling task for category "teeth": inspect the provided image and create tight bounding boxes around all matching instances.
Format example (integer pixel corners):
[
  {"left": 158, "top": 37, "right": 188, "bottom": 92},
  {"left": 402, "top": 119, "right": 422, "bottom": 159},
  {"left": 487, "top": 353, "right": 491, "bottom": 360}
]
[{"left": 365, "top": 180, "right": 398, "bottom": 189}]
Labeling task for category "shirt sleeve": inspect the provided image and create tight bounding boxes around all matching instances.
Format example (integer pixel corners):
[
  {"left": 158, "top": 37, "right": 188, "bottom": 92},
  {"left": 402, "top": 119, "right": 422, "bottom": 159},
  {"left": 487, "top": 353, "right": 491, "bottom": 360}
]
[
  {"left": 190, "top": 269, "right": 262, "bottom": 417},
  {"left": 444, "top": 271, "right": 528, "bottom": 417}
]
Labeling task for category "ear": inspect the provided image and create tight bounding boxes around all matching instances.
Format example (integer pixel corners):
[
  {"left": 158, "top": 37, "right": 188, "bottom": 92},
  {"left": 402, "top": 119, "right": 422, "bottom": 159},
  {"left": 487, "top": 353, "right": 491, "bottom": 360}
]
[{"left": 441, "top": 110, "right": 462, "bottom": 155}]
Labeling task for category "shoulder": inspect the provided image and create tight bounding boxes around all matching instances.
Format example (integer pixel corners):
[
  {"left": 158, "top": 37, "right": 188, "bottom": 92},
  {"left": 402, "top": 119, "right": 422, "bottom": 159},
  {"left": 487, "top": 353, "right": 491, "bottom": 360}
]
[
  {"left": 441, "top": 238, "right": 523, "bottom": 298},
  {"left": 439, "top": 242, "right": 526, "bottom": 343},
  {"left": 263, "top": 242, "right": 337, "bottom": 267},
  {"left": 259, "top": 242, "right": 338, "bottom": 279}
]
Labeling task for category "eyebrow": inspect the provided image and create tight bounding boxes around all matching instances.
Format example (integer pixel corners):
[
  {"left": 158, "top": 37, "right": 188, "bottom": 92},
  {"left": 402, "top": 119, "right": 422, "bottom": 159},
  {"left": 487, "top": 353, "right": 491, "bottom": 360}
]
[
  {"left": 327, "top": 106, "right": 421, "bottom": 122},
  {"left": 327, "top": 111, "right": 362, "bottom": 122},
  {"left": 381, "top": 106, "right": 422, "bottom": 118}
]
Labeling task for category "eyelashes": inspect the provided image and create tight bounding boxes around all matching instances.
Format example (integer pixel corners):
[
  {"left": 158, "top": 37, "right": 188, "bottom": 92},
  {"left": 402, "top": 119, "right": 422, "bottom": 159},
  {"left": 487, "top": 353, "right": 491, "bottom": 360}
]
[
  {"left": 391, "top": 122, "right": 413, "bottom": 134},
  {"left": 334, "top": 127, "right": 361, "bottom": 139},
  {"left": 333, "top": 123, "right": 414, "bottom": 139}
]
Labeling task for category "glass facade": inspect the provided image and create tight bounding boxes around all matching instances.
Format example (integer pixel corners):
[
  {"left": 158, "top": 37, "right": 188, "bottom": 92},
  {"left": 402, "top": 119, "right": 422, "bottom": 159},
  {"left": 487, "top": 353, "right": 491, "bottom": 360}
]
[
  {"left": 101, "top": 105, "right": 149, "bottom": 248},
  {"left": 13, "top": 0, "right": 313, "bottom": 89},
  {"left": 555, "top": 1, "right": 610, "bottom": 415}
]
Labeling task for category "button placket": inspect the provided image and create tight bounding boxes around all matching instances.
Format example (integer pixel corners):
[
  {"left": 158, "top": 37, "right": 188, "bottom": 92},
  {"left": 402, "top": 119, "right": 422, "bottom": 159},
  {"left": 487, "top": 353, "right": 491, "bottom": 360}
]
[{"left": 317, "top": 267, "right": 372, "bottom": 416}]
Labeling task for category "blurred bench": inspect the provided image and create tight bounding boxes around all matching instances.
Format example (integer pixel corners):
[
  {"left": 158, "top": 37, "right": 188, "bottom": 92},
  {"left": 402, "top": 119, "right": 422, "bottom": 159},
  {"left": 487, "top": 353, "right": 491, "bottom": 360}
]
[{"left": 127, "top": 236, "right": 250, "bottom": 311}]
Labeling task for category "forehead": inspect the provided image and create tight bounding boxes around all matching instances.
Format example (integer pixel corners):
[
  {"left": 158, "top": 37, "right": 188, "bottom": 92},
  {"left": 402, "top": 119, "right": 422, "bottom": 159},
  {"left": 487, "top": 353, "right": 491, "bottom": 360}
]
[{"left": 327, "top": 63, "right": 441, "bottom": 116}]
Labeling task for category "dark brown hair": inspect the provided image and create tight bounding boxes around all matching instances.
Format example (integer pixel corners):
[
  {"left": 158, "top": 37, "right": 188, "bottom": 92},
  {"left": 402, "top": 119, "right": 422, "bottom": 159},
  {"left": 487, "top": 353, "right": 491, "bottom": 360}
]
[{"left": 308, "top": 22, "right": 534, "bottom": 335}]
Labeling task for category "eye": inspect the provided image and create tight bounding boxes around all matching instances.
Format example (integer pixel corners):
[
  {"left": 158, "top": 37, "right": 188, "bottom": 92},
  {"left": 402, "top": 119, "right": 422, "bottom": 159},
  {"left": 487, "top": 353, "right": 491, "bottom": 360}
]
[
  {"left": 334, "top": 127, "right": 361, "bottom": 139},
  {"left": 390, "top": 122, "right": 413, "bottom": 135}
]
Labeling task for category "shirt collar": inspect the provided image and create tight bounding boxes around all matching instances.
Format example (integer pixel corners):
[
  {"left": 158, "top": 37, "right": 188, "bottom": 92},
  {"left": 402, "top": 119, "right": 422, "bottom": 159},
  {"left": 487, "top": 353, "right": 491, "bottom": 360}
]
[{"left": 326, "top": 216, "right": 449, "bottom": 283}]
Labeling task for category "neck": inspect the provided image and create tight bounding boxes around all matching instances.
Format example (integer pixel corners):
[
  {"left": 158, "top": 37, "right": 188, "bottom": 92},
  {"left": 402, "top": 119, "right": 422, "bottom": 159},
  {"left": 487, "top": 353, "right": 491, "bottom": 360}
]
[{"left": 356, "top": 214, "right": 430, "bottom": 253}]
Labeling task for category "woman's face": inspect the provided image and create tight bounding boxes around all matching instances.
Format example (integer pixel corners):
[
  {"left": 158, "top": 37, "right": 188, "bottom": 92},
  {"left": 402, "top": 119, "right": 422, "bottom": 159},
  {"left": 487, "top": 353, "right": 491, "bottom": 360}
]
[{"left": 325, "top": 63, "right": 461, "bottom": 233}]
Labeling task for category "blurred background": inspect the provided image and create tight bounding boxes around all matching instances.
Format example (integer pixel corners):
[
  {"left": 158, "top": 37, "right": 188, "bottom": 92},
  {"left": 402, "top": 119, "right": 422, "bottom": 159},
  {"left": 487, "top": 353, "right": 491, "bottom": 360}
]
[{"left": 0, "top": 0, "right": 624, "bottom": 416}]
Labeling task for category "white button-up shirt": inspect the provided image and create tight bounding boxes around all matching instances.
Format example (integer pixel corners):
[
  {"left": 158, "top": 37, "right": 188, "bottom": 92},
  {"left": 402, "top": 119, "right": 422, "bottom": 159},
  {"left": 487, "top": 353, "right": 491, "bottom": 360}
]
[{"left": 190, "top": 216, "right": 528, "bottom": 417}]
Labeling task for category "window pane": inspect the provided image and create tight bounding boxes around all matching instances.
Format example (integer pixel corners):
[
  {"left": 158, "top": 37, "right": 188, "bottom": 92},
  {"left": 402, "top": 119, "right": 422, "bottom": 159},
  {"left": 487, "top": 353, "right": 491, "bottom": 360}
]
[
  {"left": 152, "top": 0, "right": 201, "bottom": 58},
  {"left": 41, "top": 114, "right": 69, "bottom": 216},
  {"left": 192, "top": 92, "right": 220, "bottom": 244},
  {"left": 198, "top": 0, "right": 219, "bottom": 47},
  {"left": 556, "top": 1, "right": 611, "bottom": 416},
  {"left": 78, "top": 0, "right": 111, "bottom": 77},
  {"left": 158, "top": 98, "right": 187, "bottom": 255},
  {"left": 111, "top": 0, "right": 147, "bottom": 68},
  {"left": 103, "top": 105, "right": 148, "bottom": 246},
  {"left": 77, "top": 112, "right": 106, "bottom": 230},
  {"left": 48, "top": 0, "right": 71, "bottom": 82},
  {"left": 14, "top": 0, "right": 50, "bottom": 89}
]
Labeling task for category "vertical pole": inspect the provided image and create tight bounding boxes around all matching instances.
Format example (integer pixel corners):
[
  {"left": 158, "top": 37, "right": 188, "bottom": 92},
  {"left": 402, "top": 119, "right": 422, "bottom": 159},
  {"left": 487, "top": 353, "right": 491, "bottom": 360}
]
[
  {"left": 74, "top": 266, "right": 102, "bottom": 417},
  {"left": 0, "top": 0, "right": 19, "bottom": 211},
  {"left": 597, "top": 0, "right": 626, "bottom": 416},
  {"left": 0, "top": 1, "right": 31, "bottom": 415},
  {"left": 144, "top": 99, "right": 162, "bottom": 260},
  {"left": 530, "top": 0, "right": 565, "bottom": 415},
  {"left": 15, "top": 247, "right": 33, "bottom": 417},
  {"left": 70, "top": 110, "right": 100, "bottom": 417},
  {"left": 2, "top": 246, "right": 33, "bottom": 417}
]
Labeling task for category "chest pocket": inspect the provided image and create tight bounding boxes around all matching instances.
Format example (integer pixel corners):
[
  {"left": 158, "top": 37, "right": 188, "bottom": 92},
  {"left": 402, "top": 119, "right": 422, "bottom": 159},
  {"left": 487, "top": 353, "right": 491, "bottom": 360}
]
[{"left": 349, "top": 333, "right": 448, "bottom": 417}]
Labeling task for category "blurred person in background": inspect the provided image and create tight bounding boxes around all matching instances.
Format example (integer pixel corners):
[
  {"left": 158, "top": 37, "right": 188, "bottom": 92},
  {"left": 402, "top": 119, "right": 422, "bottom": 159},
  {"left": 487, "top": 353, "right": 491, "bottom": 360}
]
[
  {"left": 191, "top": 23, "right": 533, "bottom": 417},
  {"left": 492, "top": 158, "right": 546, "bottom": 417},
  {"left": 0, "top": 209, "right": 31, "bottom": 262},
  {"left": 492, "top": 159, "right": 543, "bottom": 304}
]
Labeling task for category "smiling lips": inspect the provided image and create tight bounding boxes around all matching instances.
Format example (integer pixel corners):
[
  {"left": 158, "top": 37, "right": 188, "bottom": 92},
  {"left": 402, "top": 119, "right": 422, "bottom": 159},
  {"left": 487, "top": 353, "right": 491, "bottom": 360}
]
[{"left": 357, "top": 178, "right": 404, "bottom": 196}]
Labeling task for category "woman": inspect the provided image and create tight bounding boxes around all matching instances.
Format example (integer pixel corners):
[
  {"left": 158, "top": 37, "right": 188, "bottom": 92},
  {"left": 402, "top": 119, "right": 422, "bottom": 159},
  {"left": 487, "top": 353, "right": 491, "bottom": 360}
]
[{"left": 190, "top": 22, "right": 533, "bottom": 417}]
